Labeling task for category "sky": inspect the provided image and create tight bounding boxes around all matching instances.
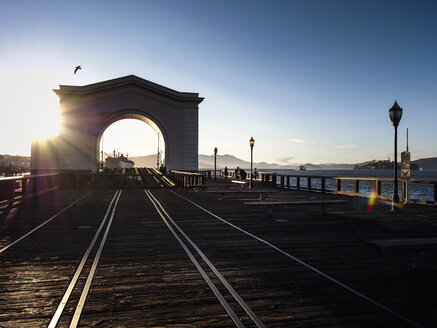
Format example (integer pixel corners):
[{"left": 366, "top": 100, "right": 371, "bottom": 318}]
[{"left": 0, "top": 0, "right": 436, "bottom": 165}]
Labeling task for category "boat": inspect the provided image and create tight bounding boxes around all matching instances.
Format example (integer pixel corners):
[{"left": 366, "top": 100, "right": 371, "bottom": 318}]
[
  {"left": 297, "top": 165, "right": 306, "bottom": 171},
  {"left": 105, "top": 152, "right": 134, "bottom": 169}
]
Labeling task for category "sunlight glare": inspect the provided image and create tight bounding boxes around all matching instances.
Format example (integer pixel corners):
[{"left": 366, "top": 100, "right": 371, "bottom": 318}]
[
  {"left": 1, "top": 70, "right": 60, "bottom": 142},
  {"left": 101, "top": 119, "right": 164, "bottom": 158}
]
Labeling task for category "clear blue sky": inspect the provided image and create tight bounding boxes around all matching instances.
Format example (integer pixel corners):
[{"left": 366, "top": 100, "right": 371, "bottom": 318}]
[{"left": 1, "top": 0, "right": 436, "bottom": 164}]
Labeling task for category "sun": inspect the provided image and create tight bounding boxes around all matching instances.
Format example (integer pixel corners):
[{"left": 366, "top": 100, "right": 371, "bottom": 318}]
[{"left": 1, "top": 70, "right": 60, "bottom": 141}]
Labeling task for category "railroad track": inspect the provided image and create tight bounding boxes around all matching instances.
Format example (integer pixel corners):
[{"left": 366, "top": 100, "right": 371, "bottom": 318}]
[
  {"left": 85, "top": 167, "right": 175, "bottom": 189},
  {"left": 0, "top": 187, "right": 431, "bottom": 327},
  {"left": 44, "top": 188, "right": 264, "bottom": 327}
]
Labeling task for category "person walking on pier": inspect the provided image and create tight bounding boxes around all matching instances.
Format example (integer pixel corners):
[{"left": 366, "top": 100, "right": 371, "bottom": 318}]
[
  {"left": 253, "top": 167, "right": 258, "bottom": 180},
  {"left": 235, "top": 167, "right": 240, "bottom": 180},
  {"left": 240, "top": 168, "right": 247, "bottom": 180}
]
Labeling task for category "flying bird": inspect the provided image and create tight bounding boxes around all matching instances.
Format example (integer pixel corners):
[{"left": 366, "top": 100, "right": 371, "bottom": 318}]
[{"left": 74, "top": 65, "right": 82, "bottom": 74}]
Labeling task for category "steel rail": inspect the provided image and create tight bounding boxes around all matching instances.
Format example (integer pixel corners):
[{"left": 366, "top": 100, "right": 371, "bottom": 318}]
[
  {"left": 144, "top": 189, "right": 245, "bottom": 328},
  {"left": 171, "top": 190, "right": 424, "bottom": 328},
  {"left": 48, "top": 189, "right": 120, "bottom": 328},
  {"left": 69, "top": 190, "right": 122, "bottom": 328},
  {"left": 0, "top": 192, "right": 91, "bottom": 254},
  {"left": 147, "top": 190, "right": 265, "bottom": 328}
]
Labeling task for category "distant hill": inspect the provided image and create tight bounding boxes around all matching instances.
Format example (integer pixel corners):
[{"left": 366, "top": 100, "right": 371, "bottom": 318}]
[
  {"left": 130, "top": 154, "right": 437, "bottom": 171},
  {"left": 131, "top": 154, "right": 157, "bottom": 167},
  {"left": 412, "top": 157, "right": 437, "bottom": 171},
  {"left": 198, "top": 154, "right": 287, "bottom": 170},
  {"left": 198, "top": 154, "right": 355, "bottom": 170}
]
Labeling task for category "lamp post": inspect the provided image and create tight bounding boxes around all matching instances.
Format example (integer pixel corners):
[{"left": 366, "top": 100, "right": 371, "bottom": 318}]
[
  {"left": 214, "top": 147, "right": 218, "bottom": 181},
  {"left": 389, "top": 100, "right": 403, "bottom": 211},
  {"left": 156, "top": 132, "right": 160, "bottom": 170},
  {"left": 249, "top": 137, "right": 255, "bottom": 188}
]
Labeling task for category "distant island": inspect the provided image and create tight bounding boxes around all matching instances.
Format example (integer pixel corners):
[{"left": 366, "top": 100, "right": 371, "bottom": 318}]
[{"left": 353, "top": 159, "right": 420, "bottom": 170}]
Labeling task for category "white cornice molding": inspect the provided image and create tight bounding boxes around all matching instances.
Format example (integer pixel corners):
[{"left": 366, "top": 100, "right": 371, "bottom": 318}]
[{"left": 53, "top": 75, "right": 204, "bottom": 104}]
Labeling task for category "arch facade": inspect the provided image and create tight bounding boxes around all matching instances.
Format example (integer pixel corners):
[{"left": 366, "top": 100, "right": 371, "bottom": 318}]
[{"left": 31, "top": 75, "right": 203, "bottom": 172}]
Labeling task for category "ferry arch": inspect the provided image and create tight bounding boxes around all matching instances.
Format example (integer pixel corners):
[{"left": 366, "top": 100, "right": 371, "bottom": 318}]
[{"left": 31, "top": 75, "right": 203, "bottom": 172}]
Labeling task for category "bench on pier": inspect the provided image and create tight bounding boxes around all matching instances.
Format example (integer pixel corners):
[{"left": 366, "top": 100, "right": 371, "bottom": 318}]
[
  {"left": 366, "top": 238, "right": 437, "bottom": 268},
  {"left": 201, "top": 184, "right": 236, "bottom": 189},
  {"left": 244, "top": 199, "right": 348, "bottom": 217},
  {"left": 231, "top": 180, "right": 249, "bottom": 188},
  {"left": 206, "top": 190, "right": 268, "bottom": 200},
  {"left": 193, "top": 183, "right": 235, "bottom": 191}
]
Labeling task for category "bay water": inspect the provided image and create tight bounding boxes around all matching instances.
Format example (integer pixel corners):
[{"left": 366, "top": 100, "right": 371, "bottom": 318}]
[{"left": 258, "top": 169, "right": 437, "bottom": 202}]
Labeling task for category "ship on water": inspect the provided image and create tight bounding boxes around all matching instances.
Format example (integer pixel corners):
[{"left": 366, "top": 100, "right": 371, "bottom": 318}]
[{"left": 105, "top": 151, "right": 134, "bottom": 169}]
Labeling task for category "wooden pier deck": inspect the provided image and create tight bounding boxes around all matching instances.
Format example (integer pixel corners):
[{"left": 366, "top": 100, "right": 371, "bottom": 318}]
[{"left": 1, "top": 177, "right": 437, "bottom": 327}]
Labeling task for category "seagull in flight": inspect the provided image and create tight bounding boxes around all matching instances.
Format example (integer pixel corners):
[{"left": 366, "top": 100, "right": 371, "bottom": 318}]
[{"left": 74, "top": 65, "right": 82, "bottom": 74}]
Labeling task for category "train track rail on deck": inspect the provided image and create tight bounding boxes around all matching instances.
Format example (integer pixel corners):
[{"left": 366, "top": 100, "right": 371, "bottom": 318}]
[
  {"left": 169, "top": 190, "right": 424, "bottom": 328},
  {"left": 48, "top": 190, "right": 121, "bottom": 328},
  {"left": 145, "top": 189, "right": 265, "bottom": 328}
]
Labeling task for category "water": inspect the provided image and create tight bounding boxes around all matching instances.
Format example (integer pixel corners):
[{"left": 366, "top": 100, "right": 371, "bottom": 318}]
[{"left": 258, "top": 169, "right": 437, "bottom": 202}]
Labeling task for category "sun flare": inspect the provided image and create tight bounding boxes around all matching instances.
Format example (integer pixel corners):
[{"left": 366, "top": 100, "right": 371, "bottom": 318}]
[{"left": 1, "top": 70, "right": 60, "bottom": 143}]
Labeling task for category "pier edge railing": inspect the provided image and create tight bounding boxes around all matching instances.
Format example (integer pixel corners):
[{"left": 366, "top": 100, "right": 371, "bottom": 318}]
[
  {"left": 169, "top": 170, "right": 204, "bottom": 188},
  {"left": 200, "top": 169, "right": 437, "bottom": 206},
  {"left": 0, "top": 171, "right": 92, "bottom": 204},
  {"left": 256, "top": 172, "right": 437, "bottom": 206}
]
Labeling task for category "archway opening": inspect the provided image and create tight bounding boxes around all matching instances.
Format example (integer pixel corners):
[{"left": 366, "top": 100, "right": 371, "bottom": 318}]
[{"left": 97, "top": 117, "right": 165, "bottom": 170}]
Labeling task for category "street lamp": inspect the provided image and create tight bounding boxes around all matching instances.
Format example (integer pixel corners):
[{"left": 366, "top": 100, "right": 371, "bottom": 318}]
[
  {"left": 249, "top": 137, "right": 255, "bottom": 188},
  {"left": 156, "top": 132, "right": 160, "bottom": 170},
  {"left": 214, "top": 147, "right": 218, "bottom": 181},
  {"left": 389, "top": 100, "right": 403, "bottom": 211}
]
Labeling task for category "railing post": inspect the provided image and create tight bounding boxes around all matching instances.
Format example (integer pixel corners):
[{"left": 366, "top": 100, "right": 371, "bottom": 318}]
[
  {"left": 296, "top": 176, "right": 300, "bottom": 191},
  {"left": 286, "top": 176, "right": 290, "bottom": 189},
  {"left": 8, "top": 180, "right": 15, "bottom": 204},
  {"left": 280, "top": 176, "right": 284, "bottom": 188},
  {"left": 271, "top": 174, "right": 277, "bottom": 187},
  {"left": 376, "top": 179, "right": 381, "bottom": 196},
  {"left": 354, "top": 180, "right": 359, "bottom": 194},
  {"left": 401, "top": 180, "right": 406, "bottom": 202},
  {"left": 22, "top": 178, "right": 28, "bottom": 195},
  {"left": 308, "top": 177, "right": 312, "bottom": 191},
  {"left": 321, "top": 177, "right": 325, "bottom": 193},
  {"left": 434, "top": 182, "right": 437, "bottom": 205},
  {"left": 336, "top": 179, "right": 341, "bottom": 193}
]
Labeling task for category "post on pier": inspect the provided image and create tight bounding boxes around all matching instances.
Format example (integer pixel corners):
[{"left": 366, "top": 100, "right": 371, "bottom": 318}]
[{"left": 354, "top": 180, "right": 359, "bottom": 194}]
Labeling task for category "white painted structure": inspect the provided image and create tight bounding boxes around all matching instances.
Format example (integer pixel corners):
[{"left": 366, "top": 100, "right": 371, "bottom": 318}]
[{"left": 31, "top": 75, "right": 203, "bottom": 172}]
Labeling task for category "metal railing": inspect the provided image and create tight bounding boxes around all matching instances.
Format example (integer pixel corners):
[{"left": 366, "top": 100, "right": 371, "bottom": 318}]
[
  {"left": 0, "top": 172, "right": 94, "bottom": 204},
  {"left": 258, "top": 173, "right": 437, "bottom": 205},
  {"left": 170, "top": 171, "right": 204, "bottom": 188},
  {"left": 0, "top": 173, "right": 59, "bottom": 204}
]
